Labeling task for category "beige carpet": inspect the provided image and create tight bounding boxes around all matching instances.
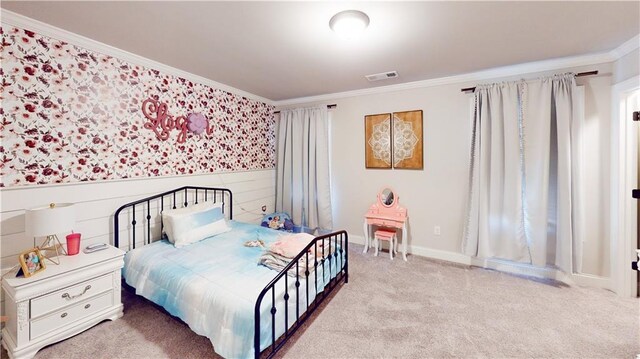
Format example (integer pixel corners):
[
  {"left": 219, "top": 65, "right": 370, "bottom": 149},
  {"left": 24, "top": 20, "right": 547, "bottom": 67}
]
[{"left": 4, "top": 245, "right": 638, "bottom": 358}]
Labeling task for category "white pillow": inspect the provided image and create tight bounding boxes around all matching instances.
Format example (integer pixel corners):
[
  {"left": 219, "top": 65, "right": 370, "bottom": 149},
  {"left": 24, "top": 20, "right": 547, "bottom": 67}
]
[
  {"left": 162, "top": 201, "right": 222, "bottom": 236},
  {"left": 162, "top": 201, "right": 224, "bottom": 218},
  {"left": 162, "top": 202, "right": 229, "bottom": 247}
]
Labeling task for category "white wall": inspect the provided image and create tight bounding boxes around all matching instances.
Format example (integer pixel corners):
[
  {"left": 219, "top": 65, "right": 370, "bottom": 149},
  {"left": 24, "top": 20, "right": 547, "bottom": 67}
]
[
  {"left": 580, "top": 73, "right": 612, "bottom": 276},
  {"left": 328, "top": 83, "right": 470, "bottom": 255},
  {"left": 0, "top": 169, "right": 275, "bottom": 315},
  {"left": 613, "top": 48, "right": 639, "bottom": 84},
  {"left": 280, "top": 62, "right": 614, "bottom": 279}
]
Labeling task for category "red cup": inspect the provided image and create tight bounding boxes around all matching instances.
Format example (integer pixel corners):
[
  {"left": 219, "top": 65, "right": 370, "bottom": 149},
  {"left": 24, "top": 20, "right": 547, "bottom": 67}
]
[{"left": 66, "top": 233, "right": 81, "bottom": 255}]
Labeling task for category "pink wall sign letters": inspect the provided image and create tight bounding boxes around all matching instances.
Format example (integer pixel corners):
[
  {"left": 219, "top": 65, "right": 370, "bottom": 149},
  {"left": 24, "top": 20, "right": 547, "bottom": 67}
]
[{"left": 142, "top": 98, "right": 213, "bottom": 143}]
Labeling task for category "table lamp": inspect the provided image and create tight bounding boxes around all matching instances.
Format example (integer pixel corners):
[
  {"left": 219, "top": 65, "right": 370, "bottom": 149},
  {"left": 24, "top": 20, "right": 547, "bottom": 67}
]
[{"left": 25, "top": 203, "right": 76, "bottom": 265}]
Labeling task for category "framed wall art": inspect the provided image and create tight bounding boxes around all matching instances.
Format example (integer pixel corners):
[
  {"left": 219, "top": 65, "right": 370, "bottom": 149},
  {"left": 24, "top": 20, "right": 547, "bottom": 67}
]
[
  {"left": 364, "top": 113, "right": 392, "bottom": 169},
  {"left": 18, "top": 247, "right": 46, "bottom": 278},
  {"left": 392, "top": 110, "right": 423, "bottom": 169}
]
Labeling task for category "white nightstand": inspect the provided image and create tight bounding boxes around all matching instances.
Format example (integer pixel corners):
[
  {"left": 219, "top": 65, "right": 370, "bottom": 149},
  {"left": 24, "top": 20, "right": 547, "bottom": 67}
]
[{"left": 1, "top": 245, "right": 125, "bottom": 359}]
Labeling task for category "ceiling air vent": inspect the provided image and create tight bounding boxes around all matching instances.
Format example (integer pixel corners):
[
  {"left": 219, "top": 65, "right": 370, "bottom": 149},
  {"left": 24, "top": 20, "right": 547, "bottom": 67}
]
[{"left": 365, "top": 71, "right": 399, "bottom": 82}]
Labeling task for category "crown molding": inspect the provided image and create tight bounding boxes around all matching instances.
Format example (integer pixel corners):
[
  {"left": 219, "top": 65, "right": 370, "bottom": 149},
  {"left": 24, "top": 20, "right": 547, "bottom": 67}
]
[
  {"left": 274, "top": 51, "right": 616, "bottom": 106},
  {"left": 274, "top": 34, "right": 639, "bottom": 107},
  {"left": 610, "top": 33, "right": 640, "bottom": 59},
  {"left": 0, "top": 9, "right": 273, "bottom": 105}
]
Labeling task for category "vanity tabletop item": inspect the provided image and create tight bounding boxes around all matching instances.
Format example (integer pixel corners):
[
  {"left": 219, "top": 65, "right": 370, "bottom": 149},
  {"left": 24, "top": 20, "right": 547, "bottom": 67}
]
[
  {"left": 2, "top": 245, "right": 125, "bottom": 359},
  {"left": 364, "top": 188, "right": 409, "bottom": 261}
]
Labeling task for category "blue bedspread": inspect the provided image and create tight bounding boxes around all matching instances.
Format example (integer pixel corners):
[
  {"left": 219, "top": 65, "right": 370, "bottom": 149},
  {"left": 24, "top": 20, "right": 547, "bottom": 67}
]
[{"left": 123, "top": 221, "right": 344, "bottom": 358}]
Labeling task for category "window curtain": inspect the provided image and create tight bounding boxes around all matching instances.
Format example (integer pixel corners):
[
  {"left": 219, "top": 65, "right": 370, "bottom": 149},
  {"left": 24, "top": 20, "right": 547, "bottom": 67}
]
[
  {"left": 462, "top": 73, "right": 581, "bottom": 273},
  {"left": 275, "top": 106, "right": 333, "bottom": 231},
  {"left": 462, "top": 81, "right": 531, "bottom": 263}
]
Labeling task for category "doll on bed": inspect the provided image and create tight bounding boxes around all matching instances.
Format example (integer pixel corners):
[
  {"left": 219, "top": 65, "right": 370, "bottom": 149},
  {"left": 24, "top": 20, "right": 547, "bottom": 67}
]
[{"left": 261, "top": 212, "right": 294, "bottom": 231}]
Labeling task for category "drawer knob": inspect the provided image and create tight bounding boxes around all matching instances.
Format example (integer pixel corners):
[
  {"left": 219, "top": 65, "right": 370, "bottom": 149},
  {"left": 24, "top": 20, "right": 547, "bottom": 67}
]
[
  {"left": 62, "top": 285, "right": 91, "bottom": 300},
  {"left": 84, "top": 304, "right": 91, "bottom": 309},
  {"left": 61, "top": 312, "right": 68, "bottom": 318}
]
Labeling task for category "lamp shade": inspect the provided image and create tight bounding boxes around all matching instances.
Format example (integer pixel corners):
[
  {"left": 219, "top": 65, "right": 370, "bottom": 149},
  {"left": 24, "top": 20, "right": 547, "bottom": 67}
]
[{"left": 25, "top": 203, "right": 76, "bottom": 237}]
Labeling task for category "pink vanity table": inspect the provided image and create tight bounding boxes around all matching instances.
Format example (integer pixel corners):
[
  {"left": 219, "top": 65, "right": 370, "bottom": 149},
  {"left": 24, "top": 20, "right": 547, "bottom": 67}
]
[{"left": 363, "top": 188, "right": 409, "bottom": 261}]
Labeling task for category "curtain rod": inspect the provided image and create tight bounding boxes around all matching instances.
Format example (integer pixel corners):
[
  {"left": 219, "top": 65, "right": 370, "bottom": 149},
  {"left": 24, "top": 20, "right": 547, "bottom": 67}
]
[
  {"left": 460, "top": 70, "right": 599, "bottom": 93},
  {"left": 273, "top": 104, "right": 337, "bottom": 114}
]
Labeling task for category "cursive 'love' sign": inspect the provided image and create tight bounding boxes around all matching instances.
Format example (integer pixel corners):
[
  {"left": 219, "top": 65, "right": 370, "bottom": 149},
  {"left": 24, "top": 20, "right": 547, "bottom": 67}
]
[{"left": 142, "top": 98, "right": 213, "bottom": 144}]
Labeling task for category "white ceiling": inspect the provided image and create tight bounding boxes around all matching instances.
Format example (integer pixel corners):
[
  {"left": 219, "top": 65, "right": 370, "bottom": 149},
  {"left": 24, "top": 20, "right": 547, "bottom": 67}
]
[{"left": 2, "top": 1, "right": 639, "bottom": 101}]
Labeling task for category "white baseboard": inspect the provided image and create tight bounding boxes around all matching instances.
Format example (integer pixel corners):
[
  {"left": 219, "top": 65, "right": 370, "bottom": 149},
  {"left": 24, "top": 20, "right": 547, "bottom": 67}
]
[
  {"left": 348, "top": 233, "right": 612, "bottom": 290},
  {"left": 407, "top": 241, "right": 472, "bottom": 265},
  {"left": 568, "top": 273, "right": 612, "bottom": 289},
  {"left": 350, "top": 234, "right": 472, "bottom": 265}
]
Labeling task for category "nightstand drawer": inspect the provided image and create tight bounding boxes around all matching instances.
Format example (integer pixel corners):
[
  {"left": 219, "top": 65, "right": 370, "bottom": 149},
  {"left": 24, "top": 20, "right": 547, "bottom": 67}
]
[
  {"left": 31, "top": 274, "right": 113, "bottom": 318},
  {"left": 30, "top": 290, "right": 113, "bottom": 340}
]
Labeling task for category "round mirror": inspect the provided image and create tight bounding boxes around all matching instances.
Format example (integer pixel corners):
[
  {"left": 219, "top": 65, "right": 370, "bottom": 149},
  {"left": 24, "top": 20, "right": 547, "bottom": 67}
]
[{"left": 380, "top": 188, "right": 395, "bottom": 207}]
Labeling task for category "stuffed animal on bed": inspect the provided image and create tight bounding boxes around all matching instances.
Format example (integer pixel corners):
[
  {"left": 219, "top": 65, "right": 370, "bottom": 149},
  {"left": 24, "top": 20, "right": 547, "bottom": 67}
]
[{"left": 261, "top": 212, "right": 294, "bottom": 231}]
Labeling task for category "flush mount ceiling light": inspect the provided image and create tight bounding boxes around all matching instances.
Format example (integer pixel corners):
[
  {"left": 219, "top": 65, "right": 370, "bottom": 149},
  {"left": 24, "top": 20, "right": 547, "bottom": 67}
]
[{"left": 329, "top": 10, "right": 370, "bottom": 38}]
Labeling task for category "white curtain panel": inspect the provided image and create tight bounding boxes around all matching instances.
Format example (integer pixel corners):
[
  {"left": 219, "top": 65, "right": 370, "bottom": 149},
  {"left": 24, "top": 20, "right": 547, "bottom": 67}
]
[
  {"left": 525, "top": 74, "right": 581, "bottom": 273},
  {"left": 463, "top": 81, "right": 532, "bottom": 263},
  {"left": 275, "top": 106, "right": 333, "bottom": 230},
  {"left": 463, "top": 73, "right": 581, "bottom": 273}
]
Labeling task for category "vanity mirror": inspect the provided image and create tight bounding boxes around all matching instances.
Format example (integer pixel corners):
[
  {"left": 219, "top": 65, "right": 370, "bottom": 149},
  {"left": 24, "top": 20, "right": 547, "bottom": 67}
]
[{"left": 379, "top": 188, "right": 395, "bottom": 207}]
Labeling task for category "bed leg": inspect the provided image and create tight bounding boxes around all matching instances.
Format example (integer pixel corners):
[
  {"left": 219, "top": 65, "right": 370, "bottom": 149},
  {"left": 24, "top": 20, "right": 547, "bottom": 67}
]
[
  {"left": 344, "top": 259, "right": 349, "bottom": 284},
  {"left": 345, "top": 233, "right": 349, "bottom": 284}
]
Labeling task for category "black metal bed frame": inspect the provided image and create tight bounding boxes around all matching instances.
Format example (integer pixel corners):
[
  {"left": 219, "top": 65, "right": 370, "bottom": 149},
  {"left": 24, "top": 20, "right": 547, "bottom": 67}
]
[{"left": 113, "top": 186, "right": 348, "bottom": 359}]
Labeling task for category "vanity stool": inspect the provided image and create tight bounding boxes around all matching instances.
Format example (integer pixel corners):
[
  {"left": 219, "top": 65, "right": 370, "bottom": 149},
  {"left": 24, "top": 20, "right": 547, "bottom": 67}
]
[{"left": 374, "top": 228, "right": 397, "bottom": 259}]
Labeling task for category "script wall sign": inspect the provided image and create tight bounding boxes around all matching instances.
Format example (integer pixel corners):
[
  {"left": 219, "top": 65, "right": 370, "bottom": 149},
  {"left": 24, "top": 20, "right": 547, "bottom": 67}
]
[{"left": 142, "top": 98, "right": 214, "bottom": 144}]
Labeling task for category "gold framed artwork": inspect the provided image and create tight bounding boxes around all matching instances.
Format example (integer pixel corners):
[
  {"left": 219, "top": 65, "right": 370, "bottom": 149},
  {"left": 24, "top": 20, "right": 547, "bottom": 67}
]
[
  {"left": 364, "top": 113, "right": 392, "bottom": 169},
  {"left": 392, "top": 110, "right": 423, "bottom": 169},
  {"left": 18, "top": 247, "right": 46, "bottom": 278},
  {"left": 364, "top": 110, "right": 423, "bottom": 170}
]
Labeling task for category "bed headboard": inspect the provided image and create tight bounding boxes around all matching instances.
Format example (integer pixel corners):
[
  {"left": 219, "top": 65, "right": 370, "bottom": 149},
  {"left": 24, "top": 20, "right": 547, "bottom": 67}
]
[{"left": 113, "top": 186, "right": 233, "bottom": 250}]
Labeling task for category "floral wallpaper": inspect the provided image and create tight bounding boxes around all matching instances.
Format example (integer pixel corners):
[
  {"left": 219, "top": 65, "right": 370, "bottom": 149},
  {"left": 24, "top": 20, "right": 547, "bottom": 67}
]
[{"left": 0, "top": 26, "right": 276, "bottom": 187}]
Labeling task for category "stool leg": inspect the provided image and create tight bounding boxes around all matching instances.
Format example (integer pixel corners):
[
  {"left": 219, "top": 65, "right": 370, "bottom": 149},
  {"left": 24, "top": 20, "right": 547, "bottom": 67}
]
[
  {"left": 363, "top": 221, "right": 369, "bottom": 254},
  {"left": 394, "top": 235, "right": 398, "bottom": 254},
  {"left": 389, "top": 239, "right": 393, "bottom": 260},
  {"left": 374, "top": 236, "right": 379, "bottom": 256},
  {"left": 389, "top": 237, "right": 396, "bottom": 255}
]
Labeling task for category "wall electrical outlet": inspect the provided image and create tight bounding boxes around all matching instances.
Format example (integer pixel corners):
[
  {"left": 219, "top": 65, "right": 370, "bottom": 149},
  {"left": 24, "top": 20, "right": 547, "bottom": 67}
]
[
  {"left": 434, "top": 226, "right": 441, "bottom": 236},
  {"left": 261, "top": 205, "right": 267, "bottom": 213}
]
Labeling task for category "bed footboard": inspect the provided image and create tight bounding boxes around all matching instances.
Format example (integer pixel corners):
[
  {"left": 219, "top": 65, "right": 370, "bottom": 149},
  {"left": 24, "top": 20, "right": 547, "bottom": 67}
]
[{"left": 254, "top": 230, "right": 348, "bottom": 358}]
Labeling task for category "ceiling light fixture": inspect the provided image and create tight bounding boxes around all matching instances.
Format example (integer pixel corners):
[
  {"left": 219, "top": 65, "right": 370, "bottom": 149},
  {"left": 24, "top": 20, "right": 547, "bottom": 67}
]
[{"left": 329, "top": 10, "right": 370, "bottom": 39}]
